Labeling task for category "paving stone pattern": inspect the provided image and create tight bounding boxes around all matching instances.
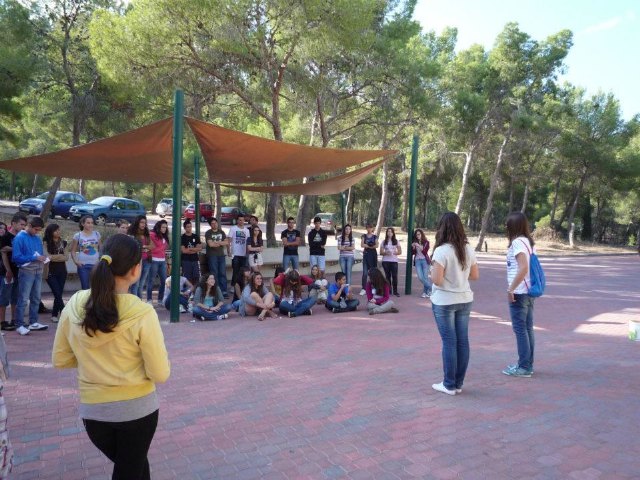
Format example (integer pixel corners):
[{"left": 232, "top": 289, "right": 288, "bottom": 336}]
[{"left": 5, "top": 254, "right": 640, "bottom": 479}]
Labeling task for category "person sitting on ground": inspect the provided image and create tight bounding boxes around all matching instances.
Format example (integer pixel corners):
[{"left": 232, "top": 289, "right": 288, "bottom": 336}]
[
  {"left": 308, "top": 264, "right": 328, "bottom": 304},
  {"left": 270, "top": 266, "right": 285, "bottom": 302},
  {"left": 365, "top": 268, "right": 399, "bottom": 315},
  {"left": 163, "top": 275, "right": 193, "bottom": 313},
  {"left": 275, "top": 270, "right": 316, "bottom": 318},
  {"left": 240, "top": 272, "right": 277, "bottom": 320},
  {"left": 192, "top": 274, "right": 232, "bottom": 321},
  {"left": 232, "top": 266, "right": 252, "bottom": 312},
  {"left": 325, "top": 272, "right": 360, "bottom": 313}
]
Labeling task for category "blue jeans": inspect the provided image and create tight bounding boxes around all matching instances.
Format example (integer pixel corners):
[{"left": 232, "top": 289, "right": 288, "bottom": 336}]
[
  {"left": 163, "top": 295, "right": 189, "bottom": 310},
  {"left": 339, "top": 256, "right": 355, "bottom": 285},
  {"left": 15, "top": 269, "right": 43, "bottom": 328},
  {"left": 325, "top": 297, "right": 359, "bottom": 312},
  {"left": 193, "top": 304, "right": 233, "bottom": 320},
  {"left": 282, "top": 254, "right": 299, "bottom": 271},
  {"left": 130, "top": 261, "right": 152, "bottom": 299},
  {"left": 77, "top": 263, "right": 95, "bottom": 290},
  {"left": 208, "top": 255, "right": 228, "bottom": 294},
  {"left": 231, "top": 256, "right": 246, "bottom": 290},
  {"left": 46, "top": 270, "right": 67, "bottom": 317},
  {"left": 0, "top": 277, "right": 19, "bottom": 307},
  {"left": 509, "top": 294, "right": 535, "bottom": 371},
  {"left": 415, "top": 258, "right": 432, "bottom": 294},
  {"left": 278, "top": 296, "right": 316, "bottom": 316},
  {"left": 232, "top": 299, "right": 241, "bottom": 312},
  {"left": 147, "top": 261, "right": 167, "bottom": 301},
  {"left": 361, "top": 252, "right": 377, "bottom": 288},
  {"left": 309, "top": 255, "right": 325, "bottom": 271},
  {"left": 432, "top": 302, "right": 472, "bottom": 391}
]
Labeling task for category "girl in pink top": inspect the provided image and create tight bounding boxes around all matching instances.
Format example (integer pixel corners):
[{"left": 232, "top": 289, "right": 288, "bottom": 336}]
[
  {"left": 365, "top": 267, "right": 399, "bottom": 315},
  {"left": 147, "top": 220, "right": 169, "bottom": 304}
]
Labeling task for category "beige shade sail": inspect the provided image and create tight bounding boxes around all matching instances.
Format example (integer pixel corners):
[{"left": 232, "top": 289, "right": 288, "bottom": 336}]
[
  {"left": 0, "top": 118, "right": 174, "bottom": 183},
  {"left": 219, "top": 158, "right": 385, "bottom": 195},
  {"left": 186, "top": 117, "right": 395, "bottom": 183}
]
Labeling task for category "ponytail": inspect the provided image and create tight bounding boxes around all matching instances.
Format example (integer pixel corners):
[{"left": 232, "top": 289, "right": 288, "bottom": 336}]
[{"left": 82, "top": 234, "right": 142, "bottom": 336}]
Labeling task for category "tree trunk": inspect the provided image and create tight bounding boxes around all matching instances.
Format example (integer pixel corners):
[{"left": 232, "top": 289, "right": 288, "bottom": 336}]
[
  {"left": 475, "top": 130, "right": 511, "bottom": 251},
  {"left": 79, "top": 179, "right": 85, "bottom": 197},
  {"left": 508, "top": 177, "right": 515, "bottom": 213},
  {"left": 31, "top": 175, "right": 38, "bottom": 197},
  {"left": 111, "top": 182, "right": 117, "bottom": 197},
  {"left": 454, "top": 150, "right": 473, "bottom": 215},
  {"left": 567, "top": 171, "right": 588, "bottom": 248},
  {"left": 549, "top": 177, "right": 560, "bottom": 227},
  {"left": 39, "top": 177, "right": 62, "bottom": 221},
  {"left": 296, "top": 112, "right": 320, "bottom": 246},
  {"left": 10, "top": 172, "right": 16, "bottom": 200},
  {"left": 520, "top": 182, "right": 529, "bottom": 214},
  {"left": 374, "top": 161, "right": 389, "bottom": 237},
  {"left": 213, "top": 183, "right": 221, "bottom": 219},
  {"left": 349, "top": 188, "right": 356, "bottom": 225},
  {"left": 152, "top": 183, "right": 157, "bottom": 212}
]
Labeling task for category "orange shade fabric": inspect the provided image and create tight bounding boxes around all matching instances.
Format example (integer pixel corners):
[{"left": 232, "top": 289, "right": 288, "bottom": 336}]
[
  {"left": 0, "top": 118, "right": 174, "bottom": 183},
  {"left": 186, "top": 117, "right": 395, "bottom": 183},
  {"left": 220, "top": 158, "right": 385, "bottom": 195}
]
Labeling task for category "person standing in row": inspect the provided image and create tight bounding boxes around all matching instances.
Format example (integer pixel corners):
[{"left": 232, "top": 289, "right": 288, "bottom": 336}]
[
  {"left": 337, "top": 225, "right": 356, "bottom": 286},
  {"left": 247, "top": 225, "right": 264, "bottom": 273},
  {"left": 429, "top": 212, "right": 479, "bottom": 396},
  {"left": 70, "top": 216, "right": 101, "bottom": 290},
  {"left": 308, "top": 217, "right": 327, "bottom": 277},
  {"left": 180, "top": 220, "right": 201, "bottom": 290},
  {"left": 281, "top": 217, "right": 301, "bottom": 271},
  {"left": 52, "top": 234, "right": 170, "bottom": 480},
  {"left": 147, "top": 220, "right": 169, "bottom": 306},
  {"left": 205, "top": 217, "right": 228, "bottom": 297},
  {"left": 0, "top": 213, "right": 27, "bottom": 332},
  {"left": 359, "top": 224, "right": 378, "bottom": 295},
  {"left": 127, "top": 216, "right": 152, "bottom": 299},
  {"left": 503, "top": 212, "right": 537, "bottom": 378},
  {"left": 411, "top": 229, "right": 432, "bottom": 298},
  {"left": 380, "top": 227, "right": 401, "bottom": 297},
  {"left": 228, "top": 214, "right": 249, "bottom": 289},
  {"left": 43, "top": 224, "right": 69, "bottom": 323}
]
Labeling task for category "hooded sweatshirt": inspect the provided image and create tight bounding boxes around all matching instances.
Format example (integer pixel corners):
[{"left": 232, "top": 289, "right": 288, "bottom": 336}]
[{"left": 52, "top": 290, "right": 170, "bottom": 405}]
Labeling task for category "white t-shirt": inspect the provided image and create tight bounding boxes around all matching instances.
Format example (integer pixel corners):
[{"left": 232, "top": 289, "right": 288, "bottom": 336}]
[
  {"left": 507, "top": 237, "right": 533, "bottom": 294},
  {"left": 163, "top": 276, "right": 190, "bottom": 303},
  {"left": 430, "top": 243, "right": 476, "bottom": 306},
  {"left": 73, "top": 230, "right": 101, "bottom": 265},
  {"left": 228, "top": 226, "right": 250, "bottom": 257},
  {"left": 381, "top": 241, "right": 399, "bottom": 262}
]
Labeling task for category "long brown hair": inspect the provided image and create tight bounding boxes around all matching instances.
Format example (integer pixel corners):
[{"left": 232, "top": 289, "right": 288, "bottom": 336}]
[
  {"left": 250, "top": 272, "right": 265, "bottom": 294},
  {"left": 367, "top": 267, "right": 388, "bottom": 293},
  {"left": 282, "top": 270, "right": 302, "bottom": 299},
  {"left": 433, "top": 212, "right": 469, "bottom": 270},
  {"left": 506, "top": 212, "right": 535, "bottom": 248},
  {"left": 83, "top": 234, "right": 142, "bottom": 337}
]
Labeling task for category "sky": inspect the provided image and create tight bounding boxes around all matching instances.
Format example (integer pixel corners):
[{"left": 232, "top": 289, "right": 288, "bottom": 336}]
[{"left": 413, "top": 0, "right": 639, "bottom": 119}]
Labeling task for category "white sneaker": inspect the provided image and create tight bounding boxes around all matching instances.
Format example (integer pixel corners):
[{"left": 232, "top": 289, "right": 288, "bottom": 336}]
[
  {"left": 432, "top": 382, "right": 456, "bottom": 396},
  {"left": 420, "top": 293, "right": 428, "bottom": 298},
  {"left": 51, "top": 316, "right": 59, "bottom": 323},
  {"left": 455, "top": 388, "right": 462, "bottom": 394},
  {"left": 187, "top": 304, "right": 193, "bottom": 313},
  {"left": 179, "top": 305, "right": 187, "bottom": 313},
  {"left": 359, "top": 289, "right": 366, "bottom": 296},
  {"left": 146, "top": 299, "right": 154, "bottom": 305},
  {"left": 216, "top": 314, "right": 228, "bottom": 320},
  {"left": 17, "top": 326, "right": 30, "bottom": 336},
  {"left": 28, "top": 322, "right": 49, "bottom": 331}
]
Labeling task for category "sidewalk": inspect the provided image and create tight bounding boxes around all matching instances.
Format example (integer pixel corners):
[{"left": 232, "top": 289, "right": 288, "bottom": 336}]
[{"left": 5, "top": 254, "right": 639, "bottom": 479}]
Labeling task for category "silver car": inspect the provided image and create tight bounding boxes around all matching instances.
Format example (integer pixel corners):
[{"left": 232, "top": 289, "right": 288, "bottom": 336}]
[{"left": 155, "top": 198, "right": 188, "bottom": 218}]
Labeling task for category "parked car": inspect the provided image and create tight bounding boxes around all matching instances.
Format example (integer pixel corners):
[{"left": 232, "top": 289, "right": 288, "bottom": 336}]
[
  {"left": 19, "top": 191, "right": 87, "bottom": 219},
  {"left": 220, "top": 207, "right": 249, "bottom": 225},
  {"left": 183, "top": 203, "right": 214, "bottom": 223},
  {"left": 155, "top": 198, "right": 189, "bottom": 218},
  {"left": 69, "top": 196, "right": 146, "bottom": 226},
  {"left": 309, "top": 212, "right": 341, "bottom": 235}
]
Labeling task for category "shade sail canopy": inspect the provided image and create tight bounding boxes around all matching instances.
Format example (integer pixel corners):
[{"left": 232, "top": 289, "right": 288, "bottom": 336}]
[
  {"left": 0, "top": 118, "right": 174, "bottom": 183},
  {"left": 186, "top": 117, "right": 395, "bottom": 183},
  {"left": 220, "top": 158, "right": 385, "bottom": 195}
]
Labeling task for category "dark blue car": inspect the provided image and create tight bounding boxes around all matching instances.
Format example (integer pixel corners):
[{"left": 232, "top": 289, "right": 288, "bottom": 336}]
[
  {"left": 19, "top": 191, "right": 87, "bottom": 219},
  {"left": 69, "top": 196, "right": 146, "bottom": 226}
]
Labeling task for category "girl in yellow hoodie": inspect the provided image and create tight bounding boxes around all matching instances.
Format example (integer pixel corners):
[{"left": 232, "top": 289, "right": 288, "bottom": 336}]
[{"left": 53, "top": 234, "right": 170, "bottom": 480}]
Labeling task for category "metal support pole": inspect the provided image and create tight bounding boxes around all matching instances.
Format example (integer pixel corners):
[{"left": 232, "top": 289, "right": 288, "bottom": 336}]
[
  {"left": 405, "top": 135, "right": 419, "bottom": 295},
  {"left": 340, "top": 191, "right": 347, "bottom": 230},
  {"left": 170, "top": 90, "right": 184, "bottom": 323},
  {"left": 194, "top": 154, "right": 201, "bottom": 238}
]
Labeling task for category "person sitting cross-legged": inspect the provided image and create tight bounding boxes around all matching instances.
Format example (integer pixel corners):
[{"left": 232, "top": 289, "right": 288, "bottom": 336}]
[
  {"left": 163, "top": 275, "right": 193, "bottom": 314},
  {"left": 365, "top": 268, "right": 399, "bottom": 315},
  {"left": 240, "top": 272, "right": 277, "bottom": 321},
  {"left": 325, "top": 272, "right": 359, "bottom": 313},
  {"left": 275, "top": 270, "right": 316, "bottom": 318},
  {"left": 192, "top": 274, "right": 233, "bottom": 321}
]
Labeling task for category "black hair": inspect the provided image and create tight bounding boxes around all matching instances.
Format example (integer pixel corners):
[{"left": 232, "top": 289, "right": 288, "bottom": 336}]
[
  {"left": 250, "top": 215, "right": 259, "bottom": 222},
  {"left": 335, "top": 272, "right": 346, "bottom": 282},
  {"left": 11, "top": 213, "right": 27, "bottom": 224},
  {"left": 43, "top": 223, "right": 64, "bottom": 255},
  {"left": 197, "top": 273, "right": 217, "bottom": 298},
  {"left": 128, "top": 215, "right": 150, "bottom": 239},
  {"left": 28, "top": 216, "right": 44, "bottom": 228},
  {"left": 82, "top": 234, "right": 142, "bottom": 337},
  {"left": 412, "top": 229, "right": 427, "bottom": 245},
  {"left": 274, "top": 266, "right": 285, "bottom": 277},
  {"left": 250, "top": 225, "right": 263, "bottom": 247},
  {"left": 287, "top": 217, "right": 295, "bottom": 222},
  {"left": 0, "top": 222, "right": 6, "bottom": 230},
  {"left": 183, "top": 219, "right": 192, "bottom": 229},
  {"left": 235, "top": 266, "right": 252, "bottom": 290},
  {"left": 153, "top": 219, "right": 170, "bottom": 245},
  {"left": 506, "top": 212, "right": 535, "bottom": 248},
  {"left": 384, "top": 227, "right": 398, "bottom": 246},
  {"left": 340, "top": 224, "right": 353, "bottom": 244},
  {"left": 209, "top": 217, "right": 218, "bottom": 225},
  {"left": 78, "top": 215, "right": 93, "bottom": 231}
]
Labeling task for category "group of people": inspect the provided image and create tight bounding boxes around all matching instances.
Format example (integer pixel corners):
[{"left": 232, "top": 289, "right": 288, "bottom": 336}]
[{"left": 0, "top": 207, "right": 538, "bottom": 479}]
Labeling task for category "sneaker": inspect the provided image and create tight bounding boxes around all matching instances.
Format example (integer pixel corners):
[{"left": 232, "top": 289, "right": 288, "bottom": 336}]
[
  {"left": 332, "top": 308, "right": 337, "bottom": 313},
  {"left": 146, "top": 299, "right": 154, "bottom": 305},
  {"left": 502, "top": 365, "right": 532, "bottom": 377},
  {"left": 426, "top": 291, "right": 432, "bottom": 298},
  {"left": 432, "top": 382, "right": 456, "bottom": 396},
  {"left": 288, "top": 312, "right": 296, "bottom": 318},
  {"left": 179, "top": 305, "right": 187, "bottom": 313},
  {"left": 394, "top": 292, "right": 401, "bottom": 297},
  {"left": 38, "top": 304, "right": 51, "bottom": 314},
  {"left": 369, "top": 309, "right": 376, "bottom": 315},
  {"left": 389, "top": 307, "right": 399, "bottom": 313},
  {"left": 17, "top": 325, "right": 30, "bottom": 336},
  {"left": 359, "top": 289, "right": 366, "bottom": 296},
  {"left": 29, "top": 322, "right": 49, "bottom": 331},
  {"left": 420, "top": 293, "right": 428, "bottom": 298},
  {"left": 304, "top": 309, "right": 312, "bottom": 316},
  {"left": 455, "top": 388, "right": 462, "bottom": 394},
  {"left": 216, "top": 314, "right": 226, "bottom": 320},
  {"left": 1, "top": 321, "right": 16, "bottom": 331},
  {"left": 51, "top": 316, "right": 59, "bottom": 323},
  {"left": 187, "top": 304, "right": 193, "bottom": 313}
]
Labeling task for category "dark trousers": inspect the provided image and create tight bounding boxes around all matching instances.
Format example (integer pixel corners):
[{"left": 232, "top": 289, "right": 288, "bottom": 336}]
[
  {"left": 83, "top": 410, "right": 159, "bottom": 480},
  {"left": 382, "top": 261, "right": 399, "bottom": 294},
  {"left": 231, "top": 256, "right": 247, "bottom": 288},
  {"left": 46, "top": 270, "right": 67, "bottom": 317},
  {"left": 361, "top": 253, "right": 378, "bottom": 288}
]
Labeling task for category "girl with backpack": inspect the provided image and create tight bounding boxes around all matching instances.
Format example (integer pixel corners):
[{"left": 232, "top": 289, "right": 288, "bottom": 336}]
[
  {"left": 503, "top": 212, "right": 537, "bottom": 378},
  {"left": 411, "top": 229, "right": 432, "bottom": 298}
]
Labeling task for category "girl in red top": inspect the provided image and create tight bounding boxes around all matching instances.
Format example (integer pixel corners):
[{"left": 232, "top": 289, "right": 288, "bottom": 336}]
[
  {"left": 365, "top": 268, "right": 399, "bottom": 315},
  {"left": 147, "top": 220, "right": 169, "bottom": 305}
]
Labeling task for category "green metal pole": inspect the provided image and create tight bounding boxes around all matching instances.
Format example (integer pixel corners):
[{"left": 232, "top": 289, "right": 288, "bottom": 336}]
[
  {"left": 170, "top": 90, "right": 184, "bottom": 323},
  {"left": 340, "top": 191, "right": 346, "bottom": 229},
  {"left": 194, "top": 154, "right": 200, "bottom": 238},
  {"left": 405, "top": 135, "right": 419, "bottom": 295}
]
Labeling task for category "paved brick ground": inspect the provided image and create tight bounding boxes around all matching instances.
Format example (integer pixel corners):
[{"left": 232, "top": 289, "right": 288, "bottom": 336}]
[{"left": 5, "top": 253, "right": 640, "bottom": 479}]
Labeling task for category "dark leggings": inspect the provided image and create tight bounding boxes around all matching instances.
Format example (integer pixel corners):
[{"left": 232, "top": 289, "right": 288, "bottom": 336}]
[
  {"left": 46, "top": 270, "right": 67, "bottom": 317},
  {"left": 83, "top": 410, "right": 159, "bottom": 480},
  {"left": 361, "top": 253, "right": 378, "bottom": 288},
  {"left": 382, "top": 261, "right": 399, "bottom": 294}
]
